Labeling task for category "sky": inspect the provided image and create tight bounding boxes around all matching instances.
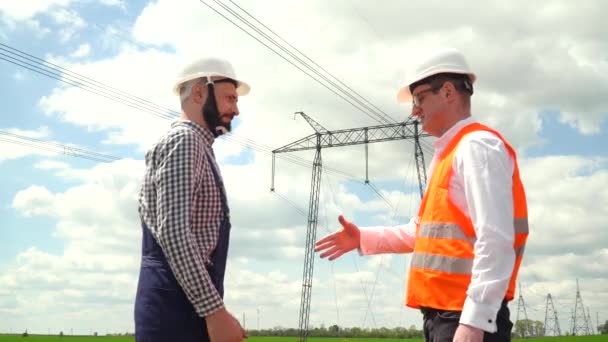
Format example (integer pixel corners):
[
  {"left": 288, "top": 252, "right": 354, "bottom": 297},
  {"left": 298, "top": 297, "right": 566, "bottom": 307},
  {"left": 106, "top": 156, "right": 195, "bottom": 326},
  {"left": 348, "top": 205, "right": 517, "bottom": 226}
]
[{"left": 0, "top": 0, "right": 607, "bottom": 336}]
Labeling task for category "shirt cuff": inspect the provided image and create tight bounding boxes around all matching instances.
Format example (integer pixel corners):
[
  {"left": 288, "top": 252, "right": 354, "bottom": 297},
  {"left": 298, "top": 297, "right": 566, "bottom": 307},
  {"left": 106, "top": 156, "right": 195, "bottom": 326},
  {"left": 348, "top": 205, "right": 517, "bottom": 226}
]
[
  {"left": 358, "top": 227, "right": 380, "bottom": 255},
  {"left": 460, "top": 296, "right": 498, "bottom": 333},
  {"left": 194, "top": 294, "right": 225, "bottom": 317}
]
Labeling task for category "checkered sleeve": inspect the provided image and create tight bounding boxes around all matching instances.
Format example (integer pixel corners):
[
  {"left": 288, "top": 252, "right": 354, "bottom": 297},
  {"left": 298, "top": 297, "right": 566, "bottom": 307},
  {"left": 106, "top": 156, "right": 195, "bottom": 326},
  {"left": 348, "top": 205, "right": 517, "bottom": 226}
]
[{"left": 154, "top": 128, "right": 224, "bottom": 317}]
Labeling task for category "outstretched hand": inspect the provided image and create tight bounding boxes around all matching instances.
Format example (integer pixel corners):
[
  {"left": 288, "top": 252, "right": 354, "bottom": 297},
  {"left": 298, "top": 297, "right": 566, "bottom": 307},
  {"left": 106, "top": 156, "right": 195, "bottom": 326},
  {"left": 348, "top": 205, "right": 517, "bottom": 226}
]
[{"left": 314, "top": 215, "right": 361, "bottom": 261}]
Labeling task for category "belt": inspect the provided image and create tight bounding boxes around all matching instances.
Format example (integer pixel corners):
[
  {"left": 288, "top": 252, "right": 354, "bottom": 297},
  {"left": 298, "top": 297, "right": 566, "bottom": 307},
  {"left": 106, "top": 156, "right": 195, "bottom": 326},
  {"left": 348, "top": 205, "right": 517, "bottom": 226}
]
[
  {"left": 420, "top": 306, "right": 458, "bottom": 320},
  {"left": 420, "top": 299, "right": 508, "bottom": 319}
]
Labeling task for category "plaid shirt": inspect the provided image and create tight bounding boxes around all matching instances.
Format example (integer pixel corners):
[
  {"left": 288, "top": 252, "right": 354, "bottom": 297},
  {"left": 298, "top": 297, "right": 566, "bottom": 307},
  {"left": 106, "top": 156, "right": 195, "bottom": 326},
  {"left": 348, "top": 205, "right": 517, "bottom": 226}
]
[{"left": 138, "top": 120, "right": 226, "bottom": 317}]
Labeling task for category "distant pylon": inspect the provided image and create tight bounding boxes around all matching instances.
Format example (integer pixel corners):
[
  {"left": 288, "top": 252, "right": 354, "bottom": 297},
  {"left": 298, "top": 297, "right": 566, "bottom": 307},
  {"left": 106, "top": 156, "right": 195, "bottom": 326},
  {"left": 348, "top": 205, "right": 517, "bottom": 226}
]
[
  {"left": 544, "top": 293, "right": 561, "bottom": 336},
  {"left": 516, "top": 282, "right": 531, "bottom": 338},
  {"left": 570, "top": 309, "right": 574, "bottom": 334},
  {"left": 572, "top": 279, "right": 590, "bottom": 335},
  {"left": 587, "top": 307, "right": 594, "bottom": 335}
]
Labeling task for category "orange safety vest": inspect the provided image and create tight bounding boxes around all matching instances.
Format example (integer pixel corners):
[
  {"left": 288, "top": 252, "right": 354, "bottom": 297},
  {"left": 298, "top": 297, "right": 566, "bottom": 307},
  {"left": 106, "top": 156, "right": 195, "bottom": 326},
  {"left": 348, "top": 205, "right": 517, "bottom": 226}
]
[{"left": 406, "top": 123, "right": 528, "bottom": 311}]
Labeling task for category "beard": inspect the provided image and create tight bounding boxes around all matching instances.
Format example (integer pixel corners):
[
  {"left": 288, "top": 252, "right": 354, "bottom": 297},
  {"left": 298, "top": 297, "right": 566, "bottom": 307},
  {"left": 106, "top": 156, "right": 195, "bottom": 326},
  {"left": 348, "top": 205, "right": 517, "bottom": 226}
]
[{"left": 203, "top": 85, "right": 233, "bottom": 136}]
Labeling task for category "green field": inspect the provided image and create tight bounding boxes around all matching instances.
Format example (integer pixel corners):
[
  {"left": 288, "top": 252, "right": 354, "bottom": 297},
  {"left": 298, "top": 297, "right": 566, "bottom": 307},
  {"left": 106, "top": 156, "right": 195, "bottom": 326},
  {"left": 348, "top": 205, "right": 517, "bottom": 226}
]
[{"left": 0, "top": 335, "right": 606, "bottom": 342}]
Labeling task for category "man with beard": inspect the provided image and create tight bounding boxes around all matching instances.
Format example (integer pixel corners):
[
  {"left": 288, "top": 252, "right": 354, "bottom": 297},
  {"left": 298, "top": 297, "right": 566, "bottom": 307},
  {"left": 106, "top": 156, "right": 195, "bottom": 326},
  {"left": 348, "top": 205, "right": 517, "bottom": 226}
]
[{"left": 135, "top": 57, "right": 250, "bottom": 342}]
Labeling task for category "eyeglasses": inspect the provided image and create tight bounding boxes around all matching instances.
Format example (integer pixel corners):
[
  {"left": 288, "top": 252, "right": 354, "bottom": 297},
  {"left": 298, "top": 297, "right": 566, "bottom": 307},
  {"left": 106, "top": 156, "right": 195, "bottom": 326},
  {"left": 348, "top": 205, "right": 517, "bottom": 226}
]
[{"left": 412, "top": 84, "right": 442, "bottom": 107}]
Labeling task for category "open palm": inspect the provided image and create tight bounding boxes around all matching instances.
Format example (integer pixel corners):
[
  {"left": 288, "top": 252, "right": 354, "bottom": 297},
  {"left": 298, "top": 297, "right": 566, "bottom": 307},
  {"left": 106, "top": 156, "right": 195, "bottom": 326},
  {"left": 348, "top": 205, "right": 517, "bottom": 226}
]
[{"left": 314, "top": 215, "right": 360, "bottom": 260}]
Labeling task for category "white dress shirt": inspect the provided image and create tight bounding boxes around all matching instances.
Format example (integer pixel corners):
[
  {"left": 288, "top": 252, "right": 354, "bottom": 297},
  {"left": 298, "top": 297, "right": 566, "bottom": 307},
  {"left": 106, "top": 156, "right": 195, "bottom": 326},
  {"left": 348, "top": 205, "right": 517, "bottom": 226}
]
[{"left": 359, "top": 116, "right": 516, "bottom": 333}]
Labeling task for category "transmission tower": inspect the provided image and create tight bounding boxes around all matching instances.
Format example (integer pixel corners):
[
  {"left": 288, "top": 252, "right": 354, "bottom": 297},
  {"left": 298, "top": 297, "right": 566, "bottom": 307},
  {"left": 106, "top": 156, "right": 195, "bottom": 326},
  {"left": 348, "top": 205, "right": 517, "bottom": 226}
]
[
  {"left": 544, "top": 293, "right": 561, "bottom": 336},
  {"left": 572, "top": 279, "right": 590, "bottom": 335},
  {"left": 587, "top": 307, "right": 594, "bottom": 335},
  {"left": 516, "top": 282, "right": 530, "bottom": 338},
  {"left": 271, "top": 112, "right": 429, "bottom": 342}
]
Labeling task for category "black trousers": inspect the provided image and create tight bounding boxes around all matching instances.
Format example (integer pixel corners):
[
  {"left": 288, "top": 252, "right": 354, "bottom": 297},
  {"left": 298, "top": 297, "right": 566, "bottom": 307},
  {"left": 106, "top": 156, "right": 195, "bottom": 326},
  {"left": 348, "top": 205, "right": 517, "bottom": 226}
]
[{"left": 421, "top": 300, "right": 513, "bottom": 342}]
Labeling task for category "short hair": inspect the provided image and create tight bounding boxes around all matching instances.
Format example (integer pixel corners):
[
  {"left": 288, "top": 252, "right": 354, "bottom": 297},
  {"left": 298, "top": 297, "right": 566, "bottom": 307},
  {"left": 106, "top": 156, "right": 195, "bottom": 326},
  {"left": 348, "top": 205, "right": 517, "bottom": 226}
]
[
  {"left": 179, "top": 78, "right": 201, "bottom": 103},
  {"left": 179, "top": 77, "right": 239, "bottom": 104},
  {"left": 409, "top": 72, "right": 474, "bottom": 97}
]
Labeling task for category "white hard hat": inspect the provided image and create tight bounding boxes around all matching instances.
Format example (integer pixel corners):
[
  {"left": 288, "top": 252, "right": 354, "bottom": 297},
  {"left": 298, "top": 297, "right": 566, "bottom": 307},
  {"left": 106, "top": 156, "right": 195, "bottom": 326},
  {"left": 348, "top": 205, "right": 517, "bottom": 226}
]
[
  {"left": 172, "top": 57, "right": 250, "bottom": 96},
  {"left": 396, "top": 48, "right": 476, "bottom": 103}
]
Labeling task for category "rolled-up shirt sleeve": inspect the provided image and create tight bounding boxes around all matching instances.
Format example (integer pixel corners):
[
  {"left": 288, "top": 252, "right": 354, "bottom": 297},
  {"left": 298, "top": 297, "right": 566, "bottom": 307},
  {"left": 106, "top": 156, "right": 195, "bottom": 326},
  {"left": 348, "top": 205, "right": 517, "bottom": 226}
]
[{"left": 154, "top": 130, "right": 224, "bottom": 317}]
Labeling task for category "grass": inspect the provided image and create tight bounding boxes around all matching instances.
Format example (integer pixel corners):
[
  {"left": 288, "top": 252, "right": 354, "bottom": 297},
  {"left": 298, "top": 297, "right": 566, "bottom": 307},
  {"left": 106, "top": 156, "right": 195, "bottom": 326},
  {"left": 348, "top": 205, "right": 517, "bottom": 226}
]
[{"left": 0, "top": 334, "right": 605, "bottom": 342}]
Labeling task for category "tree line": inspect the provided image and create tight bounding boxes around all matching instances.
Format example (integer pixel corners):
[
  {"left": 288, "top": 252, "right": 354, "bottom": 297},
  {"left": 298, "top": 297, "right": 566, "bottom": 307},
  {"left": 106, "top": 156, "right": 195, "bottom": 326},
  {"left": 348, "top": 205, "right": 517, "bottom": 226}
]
[
  {"left": 247, "top": 319, "right": 608, "bottom": 339},
  {"left": 247, "top": 325, "right": 424, "bottom": 339}
]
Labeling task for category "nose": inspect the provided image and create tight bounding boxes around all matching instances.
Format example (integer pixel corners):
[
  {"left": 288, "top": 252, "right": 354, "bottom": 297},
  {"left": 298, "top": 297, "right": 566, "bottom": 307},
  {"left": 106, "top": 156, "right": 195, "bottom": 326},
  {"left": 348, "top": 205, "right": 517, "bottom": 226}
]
[
  {"left": 411, "top": 104, "right": 422, "bottom": 117},
  {"left": 233, "top": 103, "right": 240, "bottom": 116}
]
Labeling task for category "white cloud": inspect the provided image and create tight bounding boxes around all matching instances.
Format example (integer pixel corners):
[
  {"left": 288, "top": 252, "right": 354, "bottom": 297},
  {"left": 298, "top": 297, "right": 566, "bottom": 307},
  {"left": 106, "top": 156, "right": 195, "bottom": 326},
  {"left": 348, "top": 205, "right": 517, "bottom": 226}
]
[
  {"left": 5, "top": 126, "right": 50, "bottom": 139},
  {"left": 0, "top": 127, "right": 112, "bottom": 164},
  {"left": 1, "top": 152, "right": 423, "bottom": 332},
  {"left": 2, "top": 160, "right": 144, "bottom": 333},
  {"left": 99, "top": 0, "right": 125, "bottom": 7},
  {"left": 3, "top": 148, "right": 607, "bottom": 332},
  {"left": 0, "top": 0, "right": 73, "bottom": 20},
  {"left": 22, "top": 18, "right": 52, "bottom": 38},
  {"left": 49, "top": 8, "right": 86, "bottom": 43},
  {"left": 49, "top": 8, "right": 83, "bottom": 27},
  {"left": 1, "top": 0, "right": 608, "bottom": 334},
  {"left": 519, "top": 156, "right": 608, "bottom": 254},
  {"left": 12, "top": 185, "right": 56, "bottom": 217},
  {"left": 39, "top": 46, "right": 179, "bottom": 151},
  {"left": 33, "top": 0, "right": 606, "bottom": 171},
  {"left": 70, "top": 43, "right": 90, "bottom": 58},
  {"left": 0, "top": 127, "right": 55, "bottom": 162},
  {"left": 34, "top": 160, "right": 70, "bottom": 170},
  {"left": 0, "top": 0, "right": 124, "bottom": 21}
]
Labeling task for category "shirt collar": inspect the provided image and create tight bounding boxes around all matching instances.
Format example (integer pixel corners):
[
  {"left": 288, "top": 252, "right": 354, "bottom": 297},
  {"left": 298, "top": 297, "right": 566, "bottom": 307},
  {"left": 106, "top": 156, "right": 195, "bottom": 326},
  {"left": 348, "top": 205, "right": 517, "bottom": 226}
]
[
  {"left": 434, "top": 116, "right": 476, "bottom": 152},
  {"left": 171, "top": 119, "right": 215, "bottom": 146}
]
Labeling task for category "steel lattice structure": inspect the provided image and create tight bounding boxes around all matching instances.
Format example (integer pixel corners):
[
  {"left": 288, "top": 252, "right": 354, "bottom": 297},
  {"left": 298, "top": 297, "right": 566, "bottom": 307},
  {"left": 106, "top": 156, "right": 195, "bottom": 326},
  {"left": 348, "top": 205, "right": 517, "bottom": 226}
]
[
  {"left": 271, "top": 112, "right": 429, "bottom": 342},
  {"left": 544, "top": 293, "right": 562, "bottom": 336}
]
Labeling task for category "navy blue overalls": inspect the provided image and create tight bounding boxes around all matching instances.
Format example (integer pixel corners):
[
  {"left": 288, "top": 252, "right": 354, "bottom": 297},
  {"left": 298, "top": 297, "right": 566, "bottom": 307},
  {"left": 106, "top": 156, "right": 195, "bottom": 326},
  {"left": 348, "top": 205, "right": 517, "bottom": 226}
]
[{"left": 134, "top": 159, "right": 231, "bottom": 342}]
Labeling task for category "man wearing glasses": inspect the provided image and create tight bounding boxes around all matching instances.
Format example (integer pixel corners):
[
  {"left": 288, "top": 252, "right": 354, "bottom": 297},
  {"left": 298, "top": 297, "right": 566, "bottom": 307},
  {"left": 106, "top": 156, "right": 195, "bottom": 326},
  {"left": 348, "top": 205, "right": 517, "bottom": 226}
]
[{"left": 315, "top": 48, "right": 528, "bottom": 342}]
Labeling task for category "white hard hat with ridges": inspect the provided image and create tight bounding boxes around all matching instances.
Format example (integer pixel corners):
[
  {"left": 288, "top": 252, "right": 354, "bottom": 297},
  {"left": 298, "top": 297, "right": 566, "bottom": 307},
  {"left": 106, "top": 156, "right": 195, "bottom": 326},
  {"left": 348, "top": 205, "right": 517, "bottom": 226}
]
[
  {"left": 172, "top": 57, "right": 250, "bottom": 96},
  {"left": 397, "top": 48, "right": 475, "bottom": 103}
]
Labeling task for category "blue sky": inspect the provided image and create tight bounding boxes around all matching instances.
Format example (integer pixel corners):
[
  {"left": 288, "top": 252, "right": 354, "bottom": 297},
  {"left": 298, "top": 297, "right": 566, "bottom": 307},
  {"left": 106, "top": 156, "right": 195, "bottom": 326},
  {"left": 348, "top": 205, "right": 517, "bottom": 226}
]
[{"left": 1, "top": 0, "right": 607, "bottom": 336}]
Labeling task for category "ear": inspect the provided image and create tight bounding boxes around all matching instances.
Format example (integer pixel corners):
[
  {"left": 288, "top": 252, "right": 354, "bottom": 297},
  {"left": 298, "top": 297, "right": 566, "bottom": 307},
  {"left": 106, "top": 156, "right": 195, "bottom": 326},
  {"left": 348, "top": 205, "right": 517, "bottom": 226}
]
[
  {"left": 193, "top": 83, "right": 207, "bottom": 105},
  {"left": 443, "top": 82, "right": 457, "bottom": 103}
]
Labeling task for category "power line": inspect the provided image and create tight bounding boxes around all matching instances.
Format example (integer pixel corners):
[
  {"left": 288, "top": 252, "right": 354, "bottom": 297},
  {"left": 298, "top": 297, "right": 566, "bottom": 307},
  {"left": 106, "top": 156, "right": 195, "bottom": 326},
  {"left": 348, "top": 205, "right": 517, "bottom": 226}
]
[
  {"left": 226, "top": 0, "right": 396, "bottom": 125},
  {"left": 0, "top": 44, "right": 176, "bottom": 121},
  {"left": 366, "top": 182, "right": 394, "bottom": 210},
  {"left": 4, "top": 38, "right": 434, "bottom": 335},
  {"left": 197, "top": 0, "right": 397, "bottom": 126},
  {"left": 202, "top": 0, "right": 435, "bottom": 157},
  {"left": 1, "top": 43, "right": 177, "bottom": 116},
  {"left": 0, "top": 127, "right": 366, "bottom": 186},
  {"left": 0, "top": 42, "right": 371, "bottom": 180},
  {"left": 3, "top": 43, "right": 433, "bottom": 334},
  {"left": 0, "top": 131, "right": 120, "bottom": 163},
  {"left": 2, "top": 37, "right": 435, "bottom": 174},
  {"left": 319, "top": 168, "right": 379, "bottom": 331},
  {"left": 271, "top": 191, "right": 307, "bottom": 217}
]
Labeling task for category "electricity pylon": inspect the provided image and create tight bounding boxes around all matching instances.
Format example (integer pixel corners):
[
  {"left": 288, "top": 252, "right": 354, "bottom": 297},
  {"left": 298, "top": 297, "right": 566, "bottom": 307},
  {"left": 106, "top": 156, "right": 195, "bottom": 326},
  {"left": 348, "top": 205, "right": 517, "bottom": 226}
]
[
  {"left": 573, "top": 279, "right": 590, "bottom": 335},
  {"left": 271, "top": 112, "right": 429, "bottom": 342},
  {"left": 544, "top": 293, "right": 561, "bottom": 336},
  {"left": 516, "top": 282, "right": 531, "bottom": 338}
]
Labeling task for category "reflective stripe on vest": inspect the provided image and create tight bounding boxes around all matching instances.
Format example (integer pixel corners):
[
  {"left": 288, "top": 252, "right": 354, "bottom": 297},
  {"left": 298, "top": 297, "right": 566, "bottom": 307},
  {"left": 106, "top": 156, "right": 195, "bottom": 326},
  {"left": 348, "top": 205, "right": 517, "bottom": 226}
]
[
  {"left": 515, "top": 217, "right": 529, "bottom": 234},
  {"left": 414, "top": 219, "right": 527, "bottom": 273},
  {"left": 420, "top": 219, "right": 528, "bottom": 244},
  {"left": 418, "top": 223, "right": 476, "bottom": 246},
  {"left": 411, "top": 252, "right": 473, "bottom": 275},
  {"left": 406, "top": 123, "right": 529, "bottom": 311}
]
